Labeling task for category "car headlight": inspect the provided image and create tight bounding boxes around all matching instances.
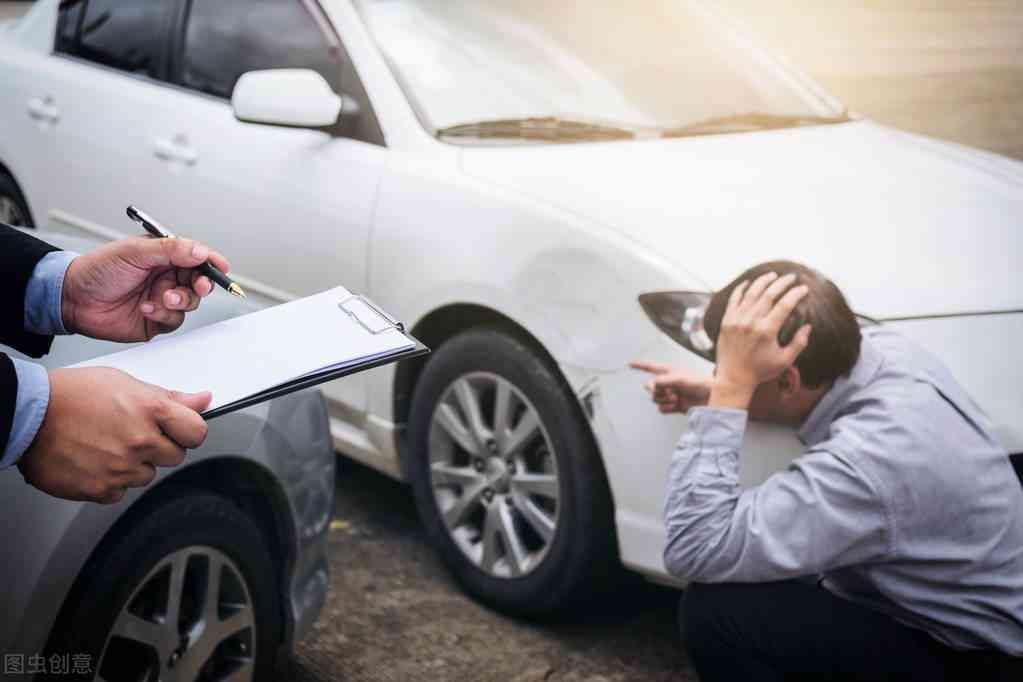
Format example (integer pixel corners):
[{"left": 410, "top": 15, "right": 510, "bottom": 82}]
[
  {"left": 639, "top": 291, "right": 880, "bottom": 363},
  {"left": 638, "top": 291, "right": 715, "bottom": 361}
]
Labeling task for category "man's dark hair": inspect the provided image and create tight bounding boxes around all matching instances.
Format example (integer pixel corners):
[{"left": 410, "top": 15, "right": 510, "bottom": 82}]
[{"left": 703, "top": 260, "right": 861, "bottom": 388}]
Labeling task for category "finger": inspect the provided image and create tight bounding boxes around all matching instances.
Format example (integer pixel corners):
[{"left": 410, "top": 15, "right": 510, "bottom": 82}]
[
  {"left": 157, "top": 391, "right": 212, "bottom": 450},
  {"left": 655, "top": 393, "right": 678, "bottom": 407},
  {"left": 163, "top": 286, "right": 200, "bottom": 312},
  {"left": 206, "top": 249, "right": 230, "bottom": 273},
  {"left": 741, "top": 272, "right": 779, "bottom": 310},
  {"left": 725, "top": 280, "right": 750, "bottom": 317},
  {"left": 98, "top": 486, "right": 127, "bottom": 505},
  {"left": 130, "top": 236, "right": 219, "bottom": 271},
  {"left": 140, "top": 269, "right": 177, "bottom": 314},
  {"left": 765, "top": 284, "right": 810, "bottom": 332},
  {"left": 190, "top": 271, "right": 214, "bottom": 297},
  {"left": 644, "top": 380, "right": 655, "bottom": 394},
  {"left": 753, "top": 273, "right": 799, "bottom": 316},
  {"left": 782, "top": 324, "right": 813, "bottom": 364},
  {"left": 141, "top": 276, "right": 187, "bottom": 334},
  {"left": 121, "top": 463, "right": 158, "bottom": 488},
  {"left": 169, "top": 390, "right": 213, "bottom": 413},
  {"left": 142, "top": 307, "right": 185, "bottom": 335},
  {"left": 629, "top": 361, "right": 672, "bottom": 375},
  {"left": 141, "top": 435, "right": 187, "bottom": 468}
]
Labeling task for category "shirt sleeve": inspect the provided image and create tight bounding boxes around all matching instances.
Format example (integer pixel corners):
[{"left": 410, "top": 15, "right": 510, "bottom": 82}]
[
  {"left": 663, "top": 406, "right": 893, "bottom": 583},
  {"left": 24, "top": 251, "right": 78, "bottom": 336},
  {"left": 0, "top": 358, "right": 50, "bottom": 469}
]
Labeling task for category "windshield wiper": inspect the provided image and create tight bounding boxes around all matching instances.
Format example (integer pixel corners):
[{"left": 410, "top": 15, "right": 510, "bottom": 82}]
[
  {"left": 660, "top": 111, "right": 852, "bottom": 138},
  {"left": 435, "top": 116, "right": 637, "bottom": 142}
]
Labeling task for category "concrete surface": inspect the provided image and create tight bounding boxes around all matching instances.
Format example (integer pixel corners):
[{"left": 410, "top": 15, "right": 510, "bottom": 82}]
[{"left": 281, "top": 459, "right": 695, "bottom": 682}]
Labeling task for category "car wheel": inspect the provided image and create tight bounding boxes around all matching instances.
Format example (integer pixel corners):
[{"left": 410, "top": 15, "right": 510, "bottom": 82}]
[
  {"left": 0, "top": 172, "right": 34, "bottom": 228},
  {"left": 407, "top": 328, "right": 617, "bottom": 617},
  {"left": 44, "top": 492, "right": 281, "bottom": 682}
]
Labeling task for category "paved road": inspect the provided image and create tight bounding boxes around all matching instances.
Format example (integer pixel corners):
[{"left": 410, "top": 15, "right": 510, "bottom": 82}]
[{"left": 282, "top": 458, "right": 694, "bottom": 682}]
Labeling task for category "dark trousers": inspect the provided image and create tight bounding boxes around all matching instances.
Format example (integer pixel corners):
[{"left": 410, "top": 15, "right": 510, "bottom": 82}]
[{"left": 680, "top": 580, "right": 1021, "bottom": 682}]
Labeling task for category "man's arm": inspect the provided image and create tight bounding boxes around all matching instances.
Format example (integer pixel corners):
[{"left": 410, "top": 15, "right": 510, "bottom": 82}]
[
  {"left": 0, "top": 227, "right": 76, "bottom": 468},
  {"left": 3, "top": 230, "right": 226, "bottom": 501},
  {"left": 0, "top": 223, "right": 61, "bottom": 356},
  {"left": 663, "top": 406, "right": 893, "bottom": 582}
]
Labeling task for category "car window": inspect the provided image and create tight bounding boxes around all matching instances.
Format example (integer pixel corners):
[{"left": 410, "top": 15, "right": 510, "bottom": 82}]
[
  {"left": 180, "top": 0, "right": 342, "bottom": 100},
  {"left": 55, "top": 0, "right": 169, "bottom": 79}
]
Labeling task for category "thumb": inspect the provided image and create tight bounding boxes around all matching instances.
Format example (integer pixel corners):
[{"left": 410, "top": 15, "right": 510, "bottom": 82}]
[
  {"left": 783, "top": 324, "right": 812, "bottom": 364},
  {"left": 167, "top": 390, "right": 213, "bottom": 413}
]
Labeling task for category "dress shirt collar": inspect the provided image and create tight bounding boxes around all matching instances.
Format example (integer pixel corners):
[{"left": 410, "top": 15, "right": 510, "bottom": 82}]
[{"left": 798, "top": 332, "right": 884, "bottom": 447}]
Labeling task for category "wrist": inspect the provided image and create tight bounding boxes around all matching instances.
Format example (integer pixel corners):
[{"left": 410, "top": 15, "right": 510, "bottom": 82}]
[
  {"left": 60, "top": 257, "right": 81, "bottom": 334},
  {"left": 708, "top": 377, "right": 756, "bottom": 410}
]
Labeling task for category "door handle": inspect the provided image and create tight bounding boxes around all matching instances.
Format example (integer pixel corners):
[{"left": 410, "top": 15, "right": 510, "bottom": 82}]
[
  {"left": 27, "top": 96, "right": 60, "bottom": 124},
  {"left": 153, "top": 135, "right": 199, "bottom": 166}
]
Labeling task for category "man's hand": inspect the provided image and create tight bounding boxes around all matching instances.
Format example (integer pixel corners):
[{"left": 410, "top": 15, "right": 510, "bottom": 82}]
[
  {"left": 630, "top": 361, "right": 711, "bottom": 414},
  {"left": 17, "top": 367, "right": 211, "bottom": 504},
  {"left": 62, "top": 236, "right": 231, "bottom": 342},
  {"left": 710, "top": 272, "right": 812, "bottom": 409}
]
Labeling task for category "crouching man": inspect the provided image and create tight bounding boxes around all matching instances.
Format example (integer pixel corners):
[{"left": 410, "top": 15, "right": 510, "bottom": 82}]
[{"left": 632, "top": 261, "right": 1023, "bottom": 681}]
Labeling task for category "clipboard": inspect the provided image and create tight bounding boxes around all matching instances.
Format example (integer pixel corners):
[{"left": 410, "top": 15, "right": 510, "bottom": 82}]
[
  {"left": 203, "top": 338, "right": 429, "bottom": 419},
  {"left": 70, "top": 286, "right": 430, "bottom": 420}
]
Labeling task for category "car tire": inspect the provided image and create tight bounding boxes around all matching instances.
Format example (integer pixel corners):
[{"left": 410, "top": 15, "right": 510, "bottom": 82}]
[
  {"left": 43, "top": 491, "right": 282, "bottom": 682},
  {"left": 0, "top": 171, "right": 34, "bottom": 228},
  {"left": 407, "top": 327, "right": 618, "bottom": 618}
]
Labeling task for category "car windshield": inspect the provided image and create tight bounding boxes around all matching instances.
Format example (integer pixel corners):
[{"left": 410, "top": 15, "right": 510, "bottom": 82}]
[{"left": 354, "top": 0, "right": 847, "bottom": 143}]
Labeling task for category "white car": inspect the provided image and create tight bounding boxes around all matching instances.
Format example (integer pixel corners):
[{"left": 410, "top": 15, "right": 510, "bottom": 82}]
[{"left": 2, "top": 0, "right": 1021, "bottom": 617}]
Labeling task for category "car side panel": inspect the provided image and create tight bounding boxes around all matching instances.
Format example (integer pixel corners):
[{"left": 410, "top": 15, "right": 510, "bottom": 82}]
[{"left": 364, "top": 156, "right": 738, "bottom": 578}]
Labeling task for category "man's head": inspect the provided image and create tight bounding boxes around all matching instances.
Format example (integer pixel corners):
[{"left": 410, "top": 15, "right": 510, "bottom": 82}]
[{"left": 704, "top": 261, "right": 861, "bottom": 423}]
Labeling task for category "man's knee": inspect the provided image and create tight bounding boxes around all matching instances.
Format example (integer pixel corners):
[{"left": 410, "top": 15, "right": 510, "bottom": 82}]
[{"left": 679, "top": 583, "right": 739, "bottom": 658}]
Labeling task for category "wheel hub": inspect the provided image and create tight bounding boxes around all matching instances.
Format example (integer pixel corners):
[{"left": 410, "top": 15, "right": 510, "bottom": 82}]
[
  {"left": 487, "top": 459, "right": 511, "bottom": 494},
  {"left": 96, "top": 546, "right": 256, "bottom": 682},
  {"left": 428, "top": 372, "right": 561, "bottom": 579}
]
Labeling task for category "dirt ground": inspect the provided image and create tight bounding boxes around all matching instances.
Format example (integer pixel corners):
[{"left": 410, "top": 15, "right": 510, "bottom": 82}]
[{"left": 281, "top": 459, "right": 695, "bottom": 682}]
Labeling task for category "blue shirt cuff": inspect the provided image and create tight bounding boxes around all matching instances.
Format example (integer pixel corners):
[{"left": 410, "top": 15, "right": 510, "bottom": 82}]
[
  {"left": 682, "top": 407, "right": 749, "bottom": 450},
  {"left": 24, "top": 251, "right": 78, "bottom": 336},
  {"left": 1, "top": 359, "right": 50, "bottom": 468}
]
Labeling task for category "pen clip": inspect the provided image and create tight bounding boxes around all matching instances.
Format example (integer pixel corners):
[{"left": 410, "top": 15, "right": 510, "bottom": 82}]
[{"left": 126, "top": 205, "right": 175, "bottom": 238}]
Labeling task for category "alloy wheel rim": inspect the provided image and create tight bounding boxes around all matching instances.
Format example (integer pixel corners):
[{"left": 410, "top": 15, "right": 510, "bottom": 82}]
[
  {"left": 96, "top": 546, "right": 256, "bottom": 682},
  {"left": 0, "top": 196, "right": 27, "bottom": 226},
  {"left": 428, "top": 372, "right": 560, "bottom": 578}
]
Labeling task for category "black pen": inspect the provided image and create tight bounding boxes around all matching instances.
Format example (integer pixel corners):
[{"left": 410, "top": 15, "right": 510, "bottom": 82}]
[{"left": 126, "top": 205, "right": 246, "bottom": 299}]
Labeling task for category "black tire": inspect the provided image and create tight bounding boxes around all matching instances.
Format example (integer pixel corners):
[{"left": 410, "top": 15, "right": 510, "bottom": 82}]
[
  {"left": 0, "top": 171, "right": 35, "bottom": 228},
  {"left": 407, "top": 327, "right": 618, "bottom": 618},
  {"left": 44, "top": 491, "right": 282, "bottom": 682}
]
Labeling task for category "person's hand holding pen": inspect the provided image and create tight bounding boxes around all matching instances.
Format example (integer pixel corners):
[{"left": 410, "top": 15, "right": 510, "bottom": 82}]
[
  {"left": 18, "top": 219, "right": 235, "bottom": 504},
  {"left": 61, "top": 233, "right": 233, "bottom": 342}
]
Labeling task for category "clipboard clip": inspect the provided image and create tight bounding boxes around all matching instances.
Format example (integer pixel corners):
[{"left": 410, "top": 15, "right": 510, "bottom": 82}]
[{"left": 339, "top": 294, "right": 406, "bottom": 334}]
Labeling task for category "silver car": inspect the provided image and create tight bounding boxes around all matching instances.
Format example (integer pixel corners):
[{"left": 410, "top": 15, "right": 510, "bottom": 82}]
[{"left": 1, "top": 235, "right": 335, "bottom": 682}]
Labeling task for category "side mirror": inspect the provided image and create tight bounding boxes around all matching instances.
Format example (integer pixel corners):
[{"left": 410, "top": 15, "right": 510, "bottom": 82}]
[{"left": 232, "top": 69, "right": 348, "bottom": 128}]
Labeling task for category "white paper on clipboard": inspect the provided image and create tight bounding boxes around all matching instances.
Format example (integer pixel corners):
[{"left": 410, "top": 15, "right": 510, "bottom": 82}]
[{"left": 70, "top": 286, "right": 415, "bottom": 413}]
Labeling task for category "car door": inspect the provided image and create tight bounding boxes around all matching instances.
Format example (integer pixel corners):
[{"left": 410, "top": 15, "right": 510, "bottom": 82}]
[
  {"left": 26, "top": 0, "right": 178, "bottom": 238},
  {"left": 136, "top": 0, "right": 387, "bottom": 417}
]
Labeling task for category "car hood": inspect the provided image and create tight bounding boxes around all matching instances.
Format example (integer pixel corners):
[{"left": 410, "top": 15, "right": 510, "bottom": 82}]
[{"left": 460, "top": 121, "right": 1023, "bottom": 319}]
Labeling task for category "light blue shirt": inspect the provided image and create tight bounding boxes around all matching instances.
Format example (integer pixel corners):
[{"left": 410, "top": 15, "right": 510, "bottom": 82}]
[
  {"left": 664, "top": 326, "right": 1023, "bottom": 655},
  {"left": 1, "top": 251, "right": 77, "bottom": 468}
]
